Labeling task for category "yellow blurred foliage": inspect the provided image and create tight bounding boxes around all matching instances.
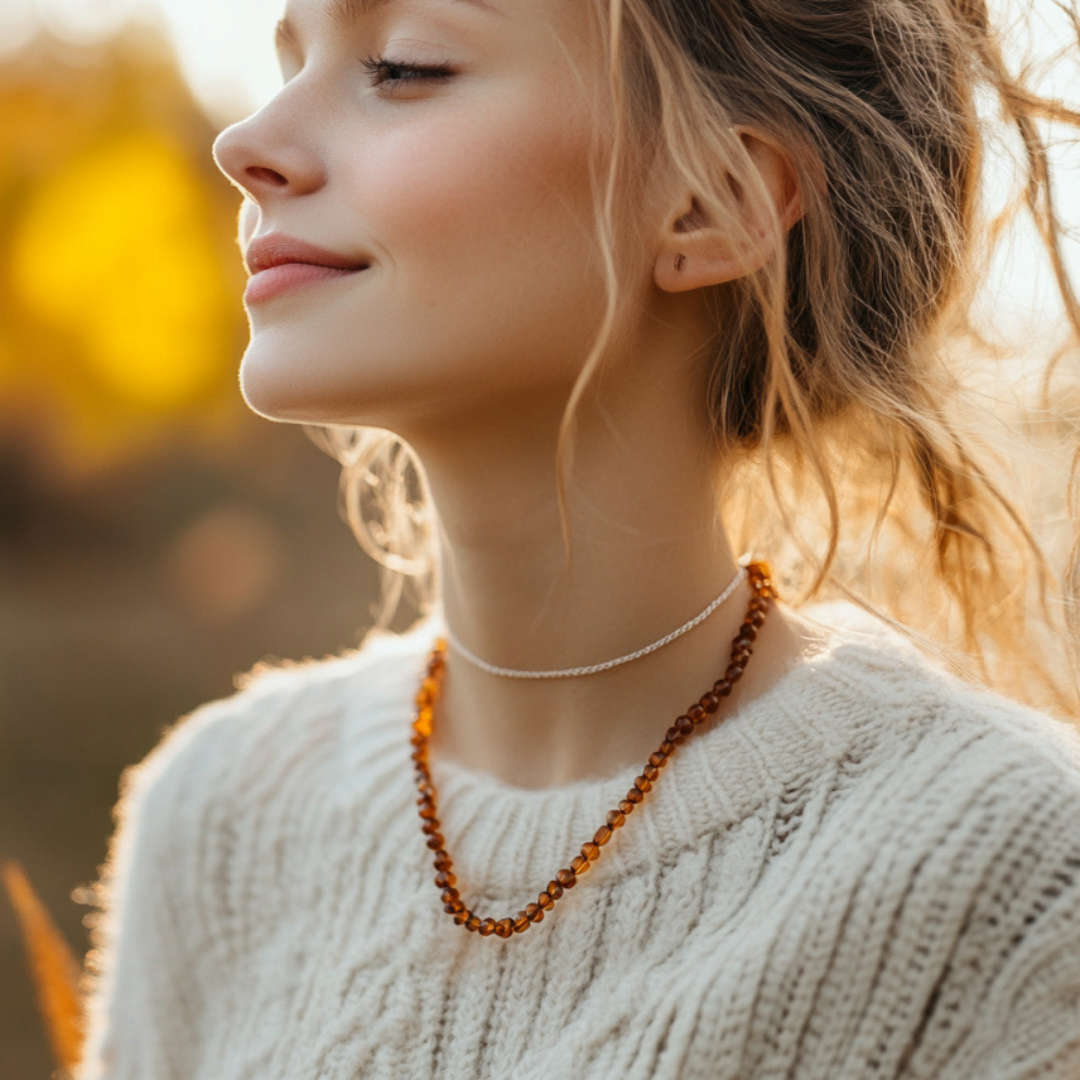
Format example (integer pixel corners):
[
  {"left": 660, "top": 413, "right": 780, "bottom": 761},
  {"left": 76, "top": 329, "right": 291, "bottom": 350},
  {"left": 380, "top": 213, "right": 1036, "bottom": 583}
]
[
  {"left": 12, "top": 131, "right": 231, "bottom": 411},
  {"left": 0, "top": 29, "right": 247, "bottom": 474}
]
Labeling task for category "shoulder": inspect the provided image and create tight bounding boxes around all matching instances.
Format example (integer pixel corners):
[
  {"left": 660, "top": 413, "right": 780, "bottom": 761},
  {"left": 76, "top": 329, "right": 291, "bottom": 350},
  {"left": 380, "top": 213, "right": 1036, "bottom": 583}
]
[
  {"left": 102, "top": 618, "right": 440, "bottom": 904},
  {"left": 793, "top": 600, "right": 1080, "bottom": 789}
]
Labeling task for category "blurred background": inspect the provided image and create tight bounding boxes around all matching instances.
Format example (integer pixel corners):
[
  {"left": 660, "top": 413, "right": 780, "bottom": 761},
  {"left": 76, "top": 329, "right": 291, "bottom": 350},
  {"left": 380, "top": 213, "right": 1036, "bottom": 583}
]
[
  {"left": 0, "top": 3, "right": 392, "bottom": 1075},
  {"left": 0, "top": 0, "right": 1077, "bottom": 1076}
]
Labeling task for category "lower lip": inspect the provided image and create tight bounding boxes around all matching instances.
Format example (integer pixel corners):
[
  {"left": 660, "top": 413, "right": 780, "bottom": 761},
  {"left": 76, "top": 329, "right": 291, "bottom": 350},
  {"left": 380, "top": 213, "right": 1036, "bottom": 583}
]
[{"left": 244, "top": 262, "right": 368, "bottom": 305}]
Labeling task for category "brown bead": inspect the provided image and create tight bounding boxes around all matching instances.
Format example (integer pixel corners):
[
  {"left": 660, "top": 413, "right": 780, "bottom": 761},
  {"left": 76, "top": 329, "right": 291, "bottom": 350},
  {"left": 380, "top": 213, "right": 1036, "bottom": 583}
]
[
  {"left": 625, "top": 787, "right": 644, "bottom": 805},
  {"left": 452, "top": 909, "right": 469, "bottom": 925},
  {"left": 538, "top": 892, "right": 555, "bottom": 911},
  {"left": 426, "top": 834, "right": 445, "bottom": 850},
  {"left": 479, "top": 918, "right": 496, "bottom": 937},
  {"left": 713, "top": 679, "right": 732, "bottom": 698},
  {"left": 547, "top": 880, "right": 564, "bottom": 900},
  {"left": 738, "top": 624, "right": 758, "bottom": 642},
  {"left": 750, "top": 610, "right": 767, "bottom": 627},
  {"left": 422, "top": 820, "right": 440, "bottom": 836},
  {"left": 410, "top": 748, "right": 427, "bottom": 764},
  {"left": 570, "top": 854, "right": 591, "bottom": 875},
  {"left": 495, "top": 919, "right": 514, "bottom": 938},
  {"left": 444, "top": 898, "right": 465, "bottom": 914},
  {"left": 607, "top": 809, "right": 626, "bottom": 829},
  {"left": 433, "top": 852, "right": 452, "bottom": 871},
  {"left": 618, "top": 799, "right": 636, "bottom": 815},
  {"left": 410, "top": 732, "right": 425, "bottom": 748},
  {"left": 466, "top": 914, "right": 481, "bottom": 932},
  {"left": 659, "top": 739, "right": 676, "bottom": 756},
  {"left": 648, "top": 751, "right": 668, "bottom": 769},
  {"left": 581, "top": 842, "right": 600, "bottom": 861},
  {"left": 513, "top": 911, "right": 531, "bottom": 933},
  {"left": 593, "top": 825, "right": 613, "bottom": 846},
  {"left": 418, "top": 801, "right": 436, "bottom": 820},
  {"left": 634, "top": 775, "right": 652, "bottom": 794},
  {"left": 665, "top": 726, "right": 685, "bottom": 745},
  {"left": 556, "top": 868, "right": 577, "bottom": 889},
  {"left": 643, "top": 764, "right": 660, "bottom": 782},
  {"left": 435, "top": 870, "right": 456, "bottom": 889},
  {"left": 688, "top": 705, "right": 706, "bottom": 725},
  {"left": 726, "top": 663, "right": 744, "bottom": 681},
  {"left": 525, "top": 903, "right": 544, "bottom": 923},
  {"left": 699, "top": 693, "right": 720, "bottom": 714},
  {"left": 675, "top": 715, "right": 695, "bottom": 737},
  {"left": 440, "top": 888, "right": 459, "bottom": 906}
]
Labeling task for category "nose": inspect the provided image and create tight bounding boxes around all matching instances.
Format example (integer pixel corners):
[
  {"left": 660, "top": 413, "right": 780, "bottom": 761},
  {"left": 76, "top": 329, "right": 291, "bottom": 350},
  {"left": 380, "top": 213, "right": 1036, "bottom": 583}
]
[{"left": 212, "top": 92, "right": 327, "bottom": 201}]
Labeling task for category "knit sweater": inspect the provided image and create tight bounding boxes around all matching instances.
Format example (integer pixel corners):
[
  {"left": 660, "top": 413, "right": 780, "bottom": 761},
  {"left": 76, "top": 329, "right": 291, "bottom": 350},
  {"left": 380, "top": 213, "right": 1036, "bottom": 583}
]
[{"left": 77, "top": 606, "right": 1080, "bottom": 1080}]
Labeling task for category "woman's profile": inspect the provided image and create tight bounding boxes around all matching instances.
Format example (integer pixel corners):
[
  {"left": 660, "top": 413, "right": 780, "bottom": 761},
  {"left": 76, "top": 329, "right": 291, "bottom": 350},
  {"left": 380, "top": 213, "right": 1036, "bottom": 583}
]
[{"left": 77, "top": 0, "right": 1080, "bottom": 1076}]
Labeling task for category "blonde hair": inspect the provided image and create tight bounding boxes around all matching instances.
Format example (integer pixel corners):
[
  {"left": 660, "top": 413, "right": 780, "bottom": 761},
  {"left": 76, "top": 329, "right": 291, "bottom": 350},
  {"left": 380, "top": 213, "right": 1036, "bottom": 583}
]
[{"left": 324, "top": 0, "right": 1080, "bottom": 715}]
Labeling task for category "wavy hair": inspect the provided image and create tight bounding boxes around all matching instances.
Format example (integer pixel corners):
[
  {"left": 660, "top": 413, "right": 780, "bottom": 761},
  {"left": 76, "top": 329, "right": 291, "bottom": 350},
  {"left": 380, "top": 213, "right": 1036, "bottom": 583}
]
[{"left": 323, "top": 0, "right": 1080, "bottom": 714}]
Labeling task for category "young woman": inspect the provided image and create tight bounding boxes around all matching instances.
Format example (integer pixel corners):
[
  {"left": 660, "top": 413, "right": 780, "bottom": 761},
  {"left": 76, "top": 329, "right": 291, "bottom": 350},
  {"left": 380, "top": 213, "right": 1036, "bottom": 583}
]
[{"left": 78, "top": 0, "right": 1080, "bottom": 1076}]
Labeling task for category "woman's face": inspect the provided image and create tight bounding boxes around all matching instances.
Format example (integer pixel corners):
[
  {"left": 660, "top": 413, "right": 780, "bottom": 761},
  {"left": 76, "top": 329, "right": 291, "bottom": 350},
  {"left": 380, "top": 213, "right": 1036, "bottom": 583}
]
[{"left": 213, "top": 0, "right": 622, "bottom": 432}]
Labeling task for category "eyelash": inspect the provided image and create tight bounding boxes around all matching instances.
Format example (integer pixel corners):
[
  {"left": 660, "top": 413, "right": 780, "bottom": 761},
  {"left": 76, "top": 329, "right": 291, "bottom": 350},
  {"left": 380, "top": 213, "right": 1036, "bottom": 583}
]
[{"left": 359, "top": 55, "right": 455, "bottom": 90}]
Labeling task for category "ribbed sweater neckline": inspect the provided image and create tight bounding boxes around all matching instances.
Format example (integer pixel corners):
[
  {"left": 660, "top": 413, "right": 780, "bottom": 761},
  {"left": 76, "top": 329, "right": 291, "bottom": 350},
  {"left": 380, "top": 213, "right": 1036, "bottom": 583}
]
[{"left": 395, "top": 615, "right": 868, "bottom": 901}]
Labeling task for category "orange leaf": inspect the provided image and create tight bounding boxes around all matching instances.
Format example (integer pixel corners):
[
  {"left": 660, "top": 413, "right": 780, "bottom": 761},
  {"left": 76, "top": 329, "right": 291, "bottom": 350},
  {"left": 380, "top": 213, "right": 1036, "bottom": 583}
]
[{"left": 2, "top": 860, "right": 86, "bottom": 1072}]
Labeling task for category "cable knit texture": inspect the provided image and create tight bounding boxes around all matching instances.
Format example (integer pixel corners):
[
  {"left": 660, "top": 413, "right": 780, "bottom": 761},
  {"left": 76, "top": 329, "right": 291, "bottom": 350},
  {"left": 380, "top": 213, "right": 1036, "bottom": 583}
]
[{"left": 77, "top": 606, "right": 1080, "bottom": 1079}]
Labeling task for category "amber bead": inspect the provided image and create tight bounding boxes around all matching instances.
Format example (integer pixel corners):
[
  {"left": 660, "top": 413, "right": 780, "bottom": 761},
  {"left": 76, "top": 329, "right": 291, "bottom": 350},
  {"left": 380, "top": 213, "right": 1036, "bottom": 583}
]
[
  {"left": 648, "top": 751, "right": 668, "bottom": 769},
  {"left": 570, "top": 854, "right": 591, "bottom": 875},
  {"left": 581, "top": 842, "right": 601, "bottom": 862},
  {"left": 726, "top": 663, "right": 744, "bottom": 681},
  {"left": 547, "top": 879, "right": 565, "bottom": 900},
  {"left": 444, "top": 898, "right": 465, "bottom": 914},
  {"left": 593, "top": 825, "right": 613, "bottom": 846},
  {"left": 451, "top": 910, "right": 468, "bottom": 926},
  {"left": 440, "top": 887, "right": 459, "bottom": 906},
  {"left": 435, "top": 870, "right": 456, "bottom": 889},
  {"left": 421, "top": 820, "right": 440, "bottom": 836},
  {"left": 739, "top": 624, "right": 758, "bottom": 642},
  {"left": 643, "top": 763, "right": 660, "bottom": 782},
  {"left": 699, "top": 693, "right": 720, "bottom": 714},
  {"left": 688, "top": 704, "right": 706, "bottom": 724},
  {"left": 513, "top": 912, "right": 531, "bottom": 933},
  {"left": 659, "top": 739, "right": 677, "bottom": 756},
  {"left": 556, "top": 868, "right": 577, "bottom": 889},
  {"left": 495, "top": 919, "right": 514, "bottom": 939},
  {"left": 634, "top": 775, "right": 652, "bottom": 794},
  {"left": 433, "top": 852, "right": 452, "bottom": 871},
  {"left": 526, "top": 903, "right": 544, "bottom": 923},
  {"left": 410, "top": 732, "right": 425, "bottom": 748},
  {"left": 618, "top": 799, "right": 636, "bottom": 815},
  {"left": 607, "top": 809, "right": 626, "bottom": 829},
  {"left": 466, "top": 914, "right": 481, "bottom": 932},
  {"left": 538, "top": 892, "right": 555, "bottom": 911},
  {"left": 625, "top": 788, "right": 644, "bottom": 805},
  {"left": 750, "top": 610, "right": 767, "bottom": 627},
  {"left": 410, "top": 748, "right": 427, "bottom": 764},
  {"left": 418, "top": 801, "right": 437, "bottom": 820},
  {"left": 665, "top": 725, "right": 685, "bottom": 745},
  {"left": 713, "top": 679, "right": 732, "bottom": 697},
  {"left": 675, "top": 715, "right": 695, "bottom": 737},
  {"left": 479, "top": 918, "right": 496, "bottom": 937},
  {"left": 426, "top": 834, "right": 445, "bottom": 850}
]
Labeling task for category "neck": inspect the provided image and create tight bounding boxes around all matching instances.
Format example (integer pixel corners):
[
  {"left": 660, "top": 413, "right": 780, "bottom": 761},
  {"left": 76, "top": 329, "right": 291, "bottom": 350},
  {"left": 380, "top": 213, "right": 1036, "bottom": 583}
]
[{"left": 402, "top": 321, "right": 804, "bottom": 790}]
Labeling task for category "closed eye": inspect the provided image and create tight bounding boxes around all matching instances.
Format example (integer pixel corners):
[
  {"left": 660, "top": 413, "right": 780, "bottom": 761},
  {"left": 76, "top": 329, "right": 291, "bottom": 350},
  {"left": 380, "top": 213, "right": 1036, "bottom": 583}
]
[{"left": 360, "top": 56, "right": 456, "bottom": 91}]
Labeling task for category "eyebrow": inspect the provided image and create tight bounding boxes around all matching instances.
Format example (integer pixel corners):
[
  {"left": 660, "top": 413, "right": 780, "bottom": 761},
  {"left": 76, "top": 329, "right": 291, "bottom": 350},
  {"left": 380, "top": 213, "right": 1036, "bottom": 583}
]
[{"left": 275, "top": 0, "right": 499, "bottom": 45}]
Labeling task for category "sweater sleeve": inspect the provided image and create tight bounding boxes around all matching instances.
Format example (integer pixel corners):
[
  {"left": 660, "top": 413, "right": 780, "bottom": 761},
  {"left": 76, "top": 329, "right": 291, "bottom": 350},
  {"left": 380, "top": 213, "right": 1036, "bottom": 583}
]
[
  {"left": 74, "top": 699, "right": 241, "bottom": 1080},
  {"left": 908, "top": 759, "right": 1080, "bottom": 1080}
]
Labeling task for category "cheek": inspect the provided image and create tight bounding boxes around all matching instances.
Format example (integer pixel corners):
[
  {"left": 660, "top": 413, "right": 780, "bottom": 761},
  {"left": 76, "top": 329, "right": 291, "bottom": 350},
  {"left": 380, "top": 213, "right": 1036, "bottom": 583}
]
[{"left": 355, "top": 91, "right": 599, "bottom": 294}]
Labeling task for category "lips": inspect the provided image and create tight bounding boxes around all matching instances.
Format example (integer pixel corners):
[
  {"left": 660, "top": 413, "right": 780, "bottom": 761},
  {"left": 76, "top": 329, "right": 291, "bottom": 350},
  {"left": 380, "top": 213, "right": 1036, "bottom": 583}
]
[{"left": 243, "top": 233, "right": 370, "bottom": 304}]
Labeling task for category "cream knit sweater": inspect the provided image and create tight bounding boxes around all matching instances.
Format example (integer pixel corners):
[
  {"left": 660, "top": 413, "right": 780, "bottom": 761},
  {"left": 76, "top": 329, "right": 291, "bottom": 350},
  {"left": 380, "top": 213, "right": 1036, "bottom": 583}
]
[{"left": 77, "top": 607, "right": 1080, "bottom": 1080}]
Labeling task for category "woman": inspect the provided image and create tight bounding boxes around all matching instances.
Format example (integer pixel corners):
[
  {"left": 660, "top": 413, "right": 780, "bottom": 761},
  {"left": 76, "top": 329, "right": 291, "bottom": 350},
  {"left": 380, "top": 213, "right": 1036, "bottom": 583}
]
[{"left": 78, "top": 0, "right": 1080, "bottom": 1076}]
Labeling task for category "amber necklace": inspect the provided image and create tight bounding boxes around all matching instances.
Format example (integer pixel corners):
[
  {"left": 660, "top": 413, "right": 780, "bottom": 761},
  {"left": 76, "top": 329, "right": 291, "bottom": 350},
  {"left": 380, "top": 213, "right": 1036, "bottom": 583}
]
[{"left": 410, "top": 560, "right": 775, "bottom": 939}]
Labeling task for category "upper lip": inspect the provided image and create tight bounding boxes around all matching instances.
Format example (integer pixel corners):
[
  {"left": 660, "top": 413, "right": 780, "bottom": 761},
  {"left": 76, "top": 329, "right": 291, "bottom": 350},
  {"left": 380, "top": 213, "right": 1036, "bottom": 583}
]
[{"left": 244, "top": 233, "right": 370, "bottom": 275}]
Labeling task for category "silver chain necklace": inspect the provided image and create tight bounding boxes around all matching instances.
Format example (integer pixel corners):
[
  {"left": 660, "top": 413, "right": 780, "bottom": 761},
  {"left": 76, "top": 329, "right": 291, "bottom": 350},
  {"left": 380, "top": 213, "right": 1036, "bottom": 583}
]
[{"left": 443, "top": 567, "right": 747, "bottom": 680}]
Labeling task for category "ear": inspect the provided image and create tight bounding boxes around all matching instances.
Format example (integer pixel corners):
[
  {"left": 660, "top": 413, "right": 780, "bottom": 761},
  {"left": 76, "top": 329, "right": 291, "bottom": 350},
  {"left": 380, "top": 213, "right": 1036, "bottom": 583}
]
[{"left": 653, "top": 128, "right": 803, "bottom": 294}]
